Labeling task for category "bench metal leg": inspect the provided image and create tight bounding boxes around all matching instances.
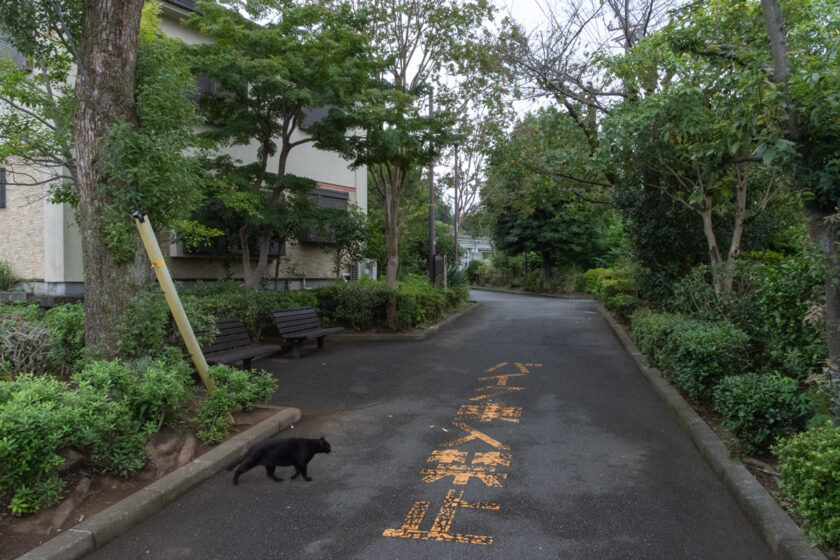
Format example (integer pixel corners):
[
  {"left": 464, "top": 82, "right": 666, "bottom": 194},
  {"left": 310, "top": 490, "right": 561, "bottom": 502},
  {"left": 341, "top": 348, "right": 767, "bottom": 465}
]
[
  {"left": 292, "top": 343, "right": 301, "bottom": 359},
  {"left": 243, "top": 357, "right": 252, "bottom": 369},
  {"left": 317, "top": 336, "right": 325, "bottom": 351}
]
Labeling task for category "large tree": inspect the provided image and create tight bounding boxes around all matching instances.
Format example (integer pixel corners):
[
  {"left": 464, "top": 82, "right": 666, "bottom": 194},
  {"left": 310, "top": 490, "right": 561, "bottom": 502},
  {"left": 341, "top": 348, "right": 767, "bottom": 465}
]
[
  {"left": 323, "top": 0, "right": 498, "bottom": 291},
  {"left": 186, "top": 0, "right": 372, "bottom": 289},
  {"left": 482, "top": 109, "right": 608, "bottom": 284},
  {"left": 0, "top": 1, "right": 207, "bottom": 353},
  {"left": 601, "top": 15, "right": 788, "bottom": 293},
  {"left": 757, "top": 0, "right": 840, "bottom": 372}
]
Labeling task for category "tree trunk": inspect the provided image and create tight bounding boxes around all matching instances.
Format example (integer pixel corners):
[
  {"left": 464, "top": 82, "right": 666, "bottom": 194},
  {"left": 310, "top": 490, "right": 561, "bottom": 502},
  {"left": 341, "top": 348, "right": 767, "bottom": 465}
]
[
  {"left": 723, "top": 164, "right": 749, "bottom": 292},
  {"left": 541, "top": 251, "right": 552, "bottom": 290},
  {"left": 808, "top": 209, "right": 840, "bottom": 375},
  {"left": 384, "top": 173, "right": 402, "bottom": 329},
  {"left": 75, "top": 0, "right": 147, "bottom": 355},
  {"left": 239, "top": 224, "right": 254, "bottom": 288},
  {"left": 760, "top": 0, "right": 838, "bottom": 374}
]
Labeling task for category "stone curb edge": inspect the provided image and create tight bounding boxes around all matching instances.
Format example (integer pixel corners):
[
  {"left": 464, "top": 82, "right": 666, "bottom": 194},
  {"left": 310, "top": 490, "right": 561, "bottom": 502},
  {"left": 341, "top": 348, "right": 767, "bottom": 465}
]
[
  {"left": 597, "top": 303, "right": 825, "bottom": 560},
  {"left": 17, "top": 407, "right": 302, "bottom": 560},
  {"left": 335, "top": 300, "right": 481, "bottom": 342},
  {"left": 470, "top": 287, "right": 589, "bottom": 300}
]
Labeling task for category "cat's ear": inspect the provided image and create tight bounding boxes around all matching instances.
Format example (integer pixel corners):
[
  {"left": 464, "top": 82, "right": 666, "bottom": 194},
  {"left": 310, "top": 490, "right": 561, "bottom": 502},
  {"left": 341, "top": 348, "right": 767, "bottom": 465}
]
[{"left": 320, "top": 436, "right": 326, "bottom": 442}]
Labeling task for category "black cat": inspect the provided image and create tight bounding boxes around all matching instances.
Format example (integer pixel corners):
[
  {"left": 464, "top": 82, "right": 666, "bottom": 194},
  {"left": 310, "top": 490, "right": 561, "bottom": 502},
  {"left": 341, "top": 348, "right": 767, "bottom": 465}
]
[{"left": 226, "top": 436, "right": 331, "bottom": 486}]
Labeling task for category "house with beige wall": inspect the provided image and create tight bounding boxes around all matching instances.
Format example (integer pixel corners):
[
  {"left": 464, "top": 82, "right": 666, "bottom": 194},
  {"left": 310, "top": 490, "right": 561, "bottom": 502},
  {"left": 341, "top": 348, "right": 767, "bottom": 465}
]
[{"left": 0, "top": 0, "right": 373, "bottom": 296}]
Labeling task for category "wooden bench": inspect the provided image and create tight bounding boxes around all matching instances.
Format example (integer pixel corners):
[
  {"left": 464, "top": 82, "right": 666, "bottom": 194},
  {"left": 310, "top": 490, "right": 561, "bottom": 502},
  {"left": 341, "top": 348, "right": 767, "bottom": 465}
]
[
  {"left": 198, "top": 317, "right": 283, "bottom": 369},
  {"left": 272, "top": 306, "right": 344, "bottom": 358}
]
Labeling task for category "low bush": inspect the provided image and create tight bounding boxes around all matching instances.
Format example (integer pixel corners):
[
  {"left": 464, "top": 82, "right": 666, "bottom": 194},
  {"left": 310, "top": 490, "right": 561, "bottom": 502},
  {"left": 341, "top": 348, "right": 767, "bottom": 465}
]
[
  {"left": 584, "top": 265, "right": 639, "bottom": 300},
  {"left": 395, "top": 277, "right": 449, "bottom": 328},
  {"left": 191, "top": 285, "right": 317, "bottom": 339},
  {"left": 631, "top": 311, "right": 750, "bottom": 401},
  {"left": 466, "top": 259, "right": 482, "bottom": 284},
  {"left": 117, "top": 283, "right": 317, "bottom": 358},
  {"left": 315, "top": 277, "right": 467, "bottom": 331},
  {"left": 0, "top": 375, "right": 71, "bottom": 515},
  {"left": 315, "top": 279, "right": 391, "bottom": 331},
  {"left": 712, "top": 373, "right": 811, "bottom": 453},
  {"left": 195, "top": 365, "right": 277, "bottom": 444},
  {"left": 630, "top": 311, "right": 685, "bottom": 366},
  {"left": 605, "top": 293, "right": 641, "bottom": 322},
  {"left": 660, "top": 319, "right": 750, "bottom": 401},
  {"left": 0, "top": 354, "right": 195, "bottom": 515},
  {"left": 774, "top": 421, "right": 840, "bottom": 546},
  {"left": 583, "top": 268, "right": 609, "bottom": 294},
  {"left": 43, "top": 303, "right": 86, "bottom": 376}
]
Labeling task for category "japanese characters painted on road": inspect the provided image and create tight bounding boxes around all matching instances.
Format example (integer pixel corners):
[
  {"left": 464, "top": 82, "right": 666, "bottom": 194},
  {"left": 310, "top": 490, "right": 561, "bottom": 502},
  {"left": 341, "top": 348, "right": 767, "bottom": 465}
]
[{"left": 383, "top": 362, "right": 542, "bottom": 546}]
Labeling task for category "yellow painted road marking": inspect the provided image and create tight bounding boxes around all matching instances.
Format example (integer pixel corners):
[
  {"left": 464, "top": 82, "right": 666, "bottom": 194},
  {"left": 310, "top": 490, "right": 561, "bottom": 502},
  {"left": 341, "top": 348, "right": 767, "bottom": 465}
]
[
  {"left": 483, "top": 362, "right": 509, "bottom": 373},
  {"left": 383, "top": 490, "right": 499, "bottom": 545},
  {"left": 472, "top": 452, "right": 511, "bottom": 466},
  {"left": 421, "top": 450, "right": 511, "bottom": 487},
  {"left": 456, "top": 403, "right": 522, "bottom": 423},
  {"left": 515, "top": 362, "right": 532, "bottom": 374},
  {"left": 439, "top": 422, "right": 509, "bottom": 450},
  {"left": 477, "top": 373, "right": 527, "bottom": 386},
  {"left": 469, "top": 386, "right": 524, "bottom": 401}
]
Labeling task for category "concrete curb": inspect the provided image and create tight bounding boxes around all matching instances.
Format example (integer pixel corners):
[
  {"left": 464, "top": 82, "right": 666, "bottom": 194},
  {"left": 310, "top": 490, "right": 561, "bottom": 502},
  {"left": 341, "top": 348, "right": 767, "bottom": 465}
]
[
  {"left": 597, "top": 303, "right": 825, "bottom": 560},
  {"left": 17, "top": 406, "right": 301, "bottom": 560},
  {"left": 471, "top": 287, "right": 589, "bottom": 300},
  {"left": 334, "top": 300, "right": 481, "bottom": 342}
]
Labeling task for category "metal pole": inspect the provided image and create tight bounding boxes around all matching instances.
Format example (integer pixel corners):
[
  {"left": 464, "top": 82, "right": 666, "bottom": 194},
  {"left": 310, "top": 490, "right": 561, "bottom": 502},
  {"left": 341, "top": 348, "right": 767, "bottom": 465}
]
[
  {"left": 428, "top": 90, "right": 436, "bottom": 283},
  {"left": 453, "top": 143, "right": 459, "bottom": 268},
  {"left": 133, "top": 211, "right": 215, "bottom": 394}
]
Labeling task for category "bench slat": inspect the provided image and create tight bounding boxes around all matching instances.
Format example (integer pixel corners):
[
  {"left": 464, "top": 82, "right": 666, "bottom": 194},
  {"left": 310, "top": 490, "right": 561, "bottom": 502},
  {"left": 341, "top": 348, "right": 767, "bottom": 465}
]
[
  {"left": 196, "top": 317, "right": 281, "bottom": 367},
  {"left": 272, "top": 306, "right": 343, "bottom": 358}
]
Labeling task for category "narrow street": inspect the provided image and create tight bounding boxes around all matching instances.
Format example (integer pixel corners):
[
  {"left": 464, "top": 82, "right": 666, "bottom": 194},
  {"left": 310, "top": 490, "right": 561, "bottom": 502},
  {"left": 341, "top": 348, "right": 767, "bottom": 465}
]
[{"left": 89, "top": 290, "right": 771, "bottom": 559}]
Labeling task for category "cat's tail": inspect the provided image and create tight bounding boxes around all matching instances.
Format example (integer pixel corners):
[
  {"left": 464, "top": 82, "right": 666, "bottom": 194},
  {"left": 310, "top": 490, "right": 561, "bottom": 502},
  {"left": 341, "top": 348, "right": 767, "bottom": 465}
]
[{"left": 225, "top": 455, "right": 244, "bottom": 471}]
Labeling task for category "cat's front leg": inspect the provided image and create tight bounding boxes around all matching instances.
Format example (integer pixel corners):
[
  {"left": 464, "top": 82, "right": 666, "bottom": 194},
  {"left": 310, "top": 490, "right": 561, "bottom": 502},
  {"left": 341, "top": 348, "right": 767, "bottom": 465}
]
[{"left": 292, "top": 464, "right": 312, "bottom": 481}]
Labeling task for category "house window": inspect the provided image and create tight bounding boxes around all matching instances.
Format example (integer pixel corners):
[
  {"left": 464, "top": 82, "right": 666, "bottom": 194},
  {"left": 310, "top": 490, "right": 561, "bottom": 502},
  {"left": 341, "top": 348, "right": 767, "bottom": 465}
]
[
  {"left": 311, "top": 187, "right": 349, "bottom": 210},
  {"left": 307, "top": 187, "right": 350, "bottom": 244},
  {"left": 0, "top": 34, "right": 29, "bottom": 72},
  {"left": 0, "top": 168, "right": 6, "bottom": 209}
]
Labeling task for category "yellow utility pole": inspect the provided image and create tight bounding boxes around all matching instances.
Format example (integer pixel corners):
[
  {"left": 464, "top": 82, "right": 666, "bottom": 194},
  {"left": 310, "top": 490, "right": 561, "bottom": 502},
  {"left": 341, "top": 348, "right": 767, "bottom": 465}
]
[{"left": 133, "top": 211, "right": 216, "bottom": 393}]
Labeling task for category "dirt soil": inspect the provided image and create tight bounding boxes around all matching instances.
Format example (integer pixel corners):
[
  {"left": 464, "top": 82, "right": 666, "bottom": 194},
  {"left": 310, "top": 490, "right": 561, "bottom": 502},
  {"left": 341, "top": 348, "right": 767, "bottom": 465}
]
[{"left": 0, "top": 405, "right": 280, "bottom": 560}]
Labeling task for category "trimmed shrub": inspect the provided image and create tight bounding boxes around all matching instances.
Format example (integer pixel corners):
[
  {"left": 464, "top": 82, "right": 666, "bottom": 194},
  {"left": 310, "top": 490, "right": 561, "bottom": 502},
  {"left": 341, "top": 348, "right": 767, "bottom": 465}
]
[
  {"left": 605, "top": 293, "right": 641, "bottom": 322},
  {"left": 315, "top": 277, "right": 468, "bottom": 331},
  {"left": 631, "top": 311, "right": 750, "bottom": 401},
  {"left": 774, "top": 422, "right": 840, "bottom": 546},
  {"left": 630, "top": 311, "right": 685, "bottom": 366},
  {"left": 117, "top": 284, "right": 317, "bottom": 358},
  {"left": 315, "top": 280, "right": 391, "bottom": 331},
  {"left": 713, "top": 373, "right": 811, "bottom": 453},
  {"left": 660, "top": 319, "right": 750, "bottom": 401}
]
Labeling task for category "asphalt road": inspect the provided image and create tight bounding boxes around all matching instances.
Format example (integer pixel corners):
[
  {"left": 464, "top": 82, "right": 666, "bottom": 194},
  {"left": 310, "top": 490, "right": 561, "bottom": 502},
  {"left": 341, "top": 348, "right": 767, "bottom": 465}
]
[{"left": 88, "top": 290, "right": 772, "bottom": 559}]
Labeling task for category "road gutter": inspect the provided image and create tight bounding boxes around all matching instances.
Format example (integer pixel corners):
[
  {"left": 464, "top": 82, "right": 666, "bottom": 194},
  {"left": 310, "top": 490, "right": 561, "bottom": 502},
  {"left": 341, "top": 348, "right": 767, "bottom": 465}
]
[{"left": 598, "top": 303, "right": 825, "bottom": 560}]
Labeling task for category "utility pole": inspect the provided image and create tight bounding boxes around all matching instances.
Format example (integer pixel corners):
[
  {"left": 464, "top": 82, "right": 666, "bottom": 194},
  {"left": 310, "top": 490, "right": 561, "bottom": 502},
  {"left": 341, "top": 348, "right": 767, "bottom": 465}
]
[
  {"left": 428, "top": 90, "right": 436, "bottom": 283},
  {"left": 453, "top": 142, "right": 460, "bottom": 268}
]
